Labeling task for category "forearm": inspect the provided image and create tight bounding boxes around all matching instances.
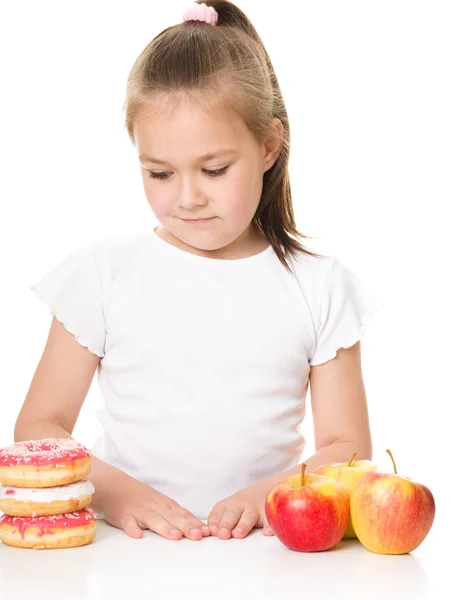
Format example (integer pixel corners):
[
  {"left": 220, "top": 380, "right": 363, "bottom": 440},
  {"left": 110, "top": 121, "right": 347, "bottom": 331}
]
[
  {"left": 262, "top": 440, "right": 372, "bottom": 488},
  {"left": 14, "top": 419, "right": 136, "bottom": 513}
]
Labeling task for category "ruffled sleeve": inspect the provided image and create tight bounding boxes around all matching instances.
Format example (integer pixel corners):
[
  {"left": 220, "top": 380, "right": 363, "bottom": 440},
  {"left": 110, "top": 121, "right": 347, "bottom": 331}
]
[
  {"left": 309, "top": 257, "right": 384, "bottom": 366},
  {"left": 29, "top": 245, "right": 106, "bottom": 358}
]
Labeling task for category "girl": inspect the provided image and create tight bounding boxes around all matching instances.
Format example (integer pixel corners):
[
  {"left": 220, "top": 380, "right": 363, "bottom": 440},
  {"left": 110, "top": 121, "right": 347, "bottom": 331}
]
[{"left": 15, "top": 1, "right": 383, "bottom": 543}]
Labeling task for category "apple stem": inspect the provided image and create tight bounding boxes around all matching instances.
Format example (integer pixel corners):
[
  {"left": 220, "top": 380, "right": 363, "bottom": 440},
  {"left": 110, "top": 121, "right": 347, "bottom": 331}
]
[
  {"left": 348, "top": 452, "right": 357, "bottom": 467},
  {"left": 386, "top": 449, "right": 397, "bottom": 474},
  {"left": 300, "top": 463, "right": 307, "bottom": 487}
]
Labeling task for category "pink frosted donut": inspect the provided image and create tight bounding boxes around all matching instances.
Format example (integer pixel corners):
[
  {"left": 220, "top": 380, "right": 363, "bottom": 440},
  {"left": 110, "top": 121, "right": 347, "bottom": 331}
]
[
  {"left": 0, "top": 508, "right": 97, "bottom": 549},
  {"left": 0, "top": 438, "right": 92, "bottom": 488}
]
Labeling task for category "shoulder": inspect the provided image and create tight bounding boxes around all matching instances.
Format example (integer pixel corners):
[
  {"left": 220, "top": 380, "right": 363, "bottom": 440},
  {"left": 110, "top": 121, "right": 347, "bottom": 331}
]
[
  {"left": 288, "top": 249, "right": 337, "bottom": 298},
  {"left": 89, "top": 230, "right": 151, "bottom": 256},
  {"left": 86, "top": 231, "right": 153, "bottom": 269},
  {"left": 288, "top": 249, "right": 377, "bottom": 311},
  {"left": 286, "top": 250, "right": 357, "bottom": 333},
  {"left": 63, "top": 231, "right": 154, "bottom": 291}
]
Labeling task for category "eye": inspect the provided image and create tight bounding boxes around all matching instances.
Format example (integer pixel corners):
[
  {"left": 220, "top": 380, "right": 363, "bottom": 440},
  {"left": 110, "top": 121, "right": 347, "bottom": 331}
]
[
  {"left": 147, "top": 166, "right": 229, "bottom": 180},
  {"left": 204, "top": 166, "right": 229, "bottom": 178},
  {"left": 147, "top": 171, "right": 170, "bottom": 180}
]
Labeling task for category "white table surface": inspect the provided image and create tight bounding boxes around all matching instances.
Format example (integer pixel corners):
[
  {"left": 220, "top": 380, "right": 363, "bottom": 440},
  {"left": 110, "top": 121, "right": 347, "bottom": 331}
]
[{"left": 0, "top": 514, "right": 446, "bottom": 600}]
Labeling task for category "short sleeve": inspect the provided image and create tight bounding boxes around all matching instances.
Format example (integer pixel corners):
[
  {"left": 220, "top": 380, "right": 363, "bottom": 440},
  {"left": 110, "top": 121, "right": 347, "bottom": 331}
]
[
  {"left": 29, "top": 245, "right": 106, "bottom": 358},
  {"left": 309, "top": 257, "right": 384, "bottom": 366}
]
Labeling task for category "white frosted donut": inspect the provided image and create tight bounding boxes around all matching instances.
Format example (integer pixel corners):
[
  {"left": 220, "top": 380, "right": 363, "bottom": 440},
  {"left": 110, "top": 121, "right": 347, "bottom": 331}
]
[
  {"left": 0, "top": 479, "right": 95, "bottom": 517},
  {"left": 0, "top": 438, "right": 91, "bottom": 488},
  {"left": 0, "top": 508, "right": 97, "bottom": 549}
]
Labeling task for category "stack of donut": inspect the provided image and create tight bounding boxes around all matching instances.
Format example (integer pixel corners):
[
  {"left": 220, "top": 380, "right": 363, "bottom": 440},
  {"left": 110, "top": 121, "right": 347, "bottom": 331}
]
[{"left": 0, "top": 438, "right": 96, "bottom": 549}]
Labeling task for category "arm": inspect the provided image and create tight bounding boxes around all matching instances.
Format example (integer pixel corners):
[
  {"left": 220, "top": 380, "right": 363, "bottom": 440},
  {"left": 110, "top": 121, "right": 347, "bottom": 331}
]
[
  {"left": 262, "top": 341, "right": 372, "bottom": 486},
  {"left": 15, "top": 316, "right": 141, "bottom": 514}
]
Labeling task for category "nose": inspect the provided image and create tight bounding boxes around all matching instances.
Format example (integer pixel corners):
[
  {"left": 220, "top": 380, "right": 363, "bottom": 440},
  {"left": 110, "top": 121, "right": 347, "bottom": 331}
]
[{"left": 177, "top": 175, "right": 208, "bottom": 210}]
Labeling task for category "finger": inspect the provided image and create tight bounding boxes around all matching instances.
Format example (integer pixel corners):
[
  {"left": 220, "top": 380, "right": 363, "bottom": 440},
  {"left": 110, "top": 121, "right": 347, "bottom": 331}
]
[
  {"left": 142, "top": 512, "right": 183, "bottom": 540},
  {"left": 262, "top": 519, "right": 275, "bottom": 536},
  {"left": 216, "top": 507, "right": 244, "bottom": 539},
  {"left": 208, "top": 505, "right": 227, "bottom": 536},
  {"left": 230, "top": 509, "right": 260, "bottom": 538},
  {"left": 122, "top": 515, "right": 144, "bottom": 539},
  {"left": 200, "top": 522, "right": 211, "bottom": 536},
  {"left": 173, "top": 507, "right": 211, "bottom": 536},
  {"left": 161, "top": 507, "right": 209, "bottom": 541}
]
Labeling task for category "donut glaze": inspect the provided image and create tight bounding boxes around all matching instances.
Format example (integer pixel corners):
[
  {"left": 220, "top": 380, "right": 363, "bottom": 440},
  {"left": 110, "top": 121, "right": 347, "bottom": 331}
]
[
  {"left": 0, "top": 438, "right": 90, "bottom": 466},
  {"left": 0, "top": 479, "right": 95, "bottom": 517},
  {"left": 0, "top": 508, "right": 97, "bottom": 549},
  {"left": 0, "top": 439, "right": 92, "bottom": 488}
]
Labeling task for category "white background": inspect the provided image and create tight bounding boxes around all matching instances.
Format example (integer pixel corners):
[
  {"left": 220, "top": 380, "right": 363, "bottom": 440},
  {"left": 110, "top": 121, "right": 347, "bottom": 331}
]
[{"left": 1, "top": 0, "right": 449, "bottom": 571}]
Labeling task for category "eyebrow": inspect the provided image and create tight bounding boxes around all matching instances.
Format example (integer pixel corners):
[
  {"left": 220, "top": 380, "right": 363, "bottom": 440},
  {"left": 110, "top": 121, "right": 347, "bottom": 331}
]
[{"left": 139, "top": 149, "right": 239, "bottom": 165}]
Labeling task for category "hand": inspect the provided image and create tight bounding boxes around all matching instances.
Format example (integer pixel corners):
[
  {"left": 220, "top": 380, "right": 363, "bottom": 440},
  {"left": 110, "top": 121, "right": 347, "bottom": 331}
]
[
  {"left": 207, "top": 479, "right": 276, "bottom": 539},
  {"left": 101, "top": 477, "right": 211, "bottom": 541}
]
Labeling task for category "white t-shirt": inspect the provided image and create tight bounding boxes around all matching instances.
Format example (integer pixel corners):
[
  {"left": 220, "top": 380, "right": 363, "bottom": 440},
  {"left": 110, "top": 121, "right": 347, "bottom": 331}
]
[{"left": 29, "top": 227, "right": 383, "bottom": 519}]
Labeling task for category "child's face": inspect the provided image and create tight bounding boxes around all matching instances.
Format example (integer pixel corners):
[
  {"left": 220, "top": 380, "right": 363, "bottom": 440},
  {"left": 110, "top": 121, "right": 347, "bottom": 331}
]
[{"left": 134, "top": 95, "right": 281, "bottom": 258}]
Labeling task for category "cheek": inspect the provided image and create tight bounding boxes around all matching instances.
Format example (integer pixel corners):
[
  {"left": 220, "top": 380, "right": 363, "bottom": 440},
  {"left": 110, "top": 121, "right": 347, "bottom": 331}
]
[
  {"left": 142, "top": 177, "right": 171, "bottom": 213},
  {"left": 222, "top": 170, "right": 262, "bottom": 216}
]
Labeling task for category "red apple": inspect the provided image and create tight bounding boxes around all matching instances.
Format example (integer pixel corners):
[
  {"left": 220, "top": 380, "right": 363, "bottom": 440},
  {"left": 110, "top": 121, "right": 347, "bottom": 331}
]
[
  {"left": 351, "top": 449, "right": 435, "bottom": 554},
  {"left": 314, "top": 453, "right": 379, "bottom": 538},
  {"left": 265, "top": 463, "right": 349, "bottom": 552}
]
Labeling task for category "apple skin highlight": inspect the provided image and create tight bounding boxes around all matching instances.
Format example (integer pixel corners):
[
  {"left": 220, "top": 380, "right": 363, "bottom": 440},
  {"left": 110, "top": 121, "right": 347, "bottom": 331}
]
[{"left": 265, "top": 469, "right": 349, "bottom": 552}]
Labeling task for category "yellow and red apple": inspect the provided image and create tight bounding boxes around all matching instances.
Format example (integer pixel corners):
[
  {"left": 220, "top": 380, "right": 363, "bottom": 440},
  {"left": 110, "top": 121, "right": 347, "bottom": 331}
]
[
  {"left": 314, "top": 453, "right": 379, "bottom": 538},
  {"left": 350, "top": 449, "right": 435, "bottom": 554},
  {"left": 265, "top": 463, "right": 349, "bottom": 552}
]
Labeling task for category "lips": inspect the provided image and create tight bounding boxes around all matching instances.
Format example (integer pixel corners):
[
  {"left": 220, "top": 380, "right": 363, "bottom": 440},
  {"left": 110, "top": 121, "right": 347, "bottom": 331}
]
[{"left": 182, "top": 217, "right": 215, "bottom": 222}]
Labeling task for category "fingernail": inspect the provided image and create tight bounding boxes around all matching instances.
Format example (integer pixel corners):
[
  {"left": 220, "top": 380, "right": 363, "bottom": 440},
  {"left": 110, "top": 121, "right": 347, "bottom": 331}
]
[
  {"left": 189, "top": 528, "right": 202, "bottom": 536},
  {"left": 201, "top": 526, "right": 210, "bottom": 535},
  {"left": 169, "top": 528, "right": 180, "bottom": 535},
  {"left": 234, "top": 527, "right": 244, "bottom": 535},
  {"left": 220, "top": 527, "right": 229, "bottom": 534}
]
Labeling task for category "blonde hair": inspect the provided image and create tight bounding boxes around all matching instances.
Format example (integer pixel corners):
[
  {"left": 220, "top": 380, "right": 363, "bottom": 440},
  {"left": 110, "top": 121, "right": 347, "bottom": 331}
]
[{"left": 122, "top": 0, "right": 325, "bottom": 274}]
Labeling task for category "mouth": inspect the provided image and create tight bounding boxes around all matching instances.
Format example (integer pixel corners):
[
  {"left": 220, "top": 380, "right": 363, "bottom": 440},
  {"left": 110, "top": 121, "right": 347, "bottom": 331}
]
[{"left": 181, "top": 217, "right": 216, "bottom": 223}]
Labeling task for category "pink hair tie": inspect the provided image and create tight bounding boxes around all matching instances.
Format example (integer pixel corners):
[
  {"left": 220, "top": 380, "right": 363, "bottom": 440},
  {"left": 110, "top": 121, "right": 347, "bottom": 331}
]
[{"left": 182, "top": 3, "right": 218, "bottom": 26}]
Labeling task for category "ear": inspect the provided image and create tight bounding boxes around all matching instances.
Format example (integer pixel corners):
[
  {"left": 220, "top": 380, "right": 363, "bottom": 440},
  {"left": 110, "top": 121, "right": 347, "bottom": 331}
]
[{"left": 263, "top": 118, "right": 284, "bottom": 172}]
